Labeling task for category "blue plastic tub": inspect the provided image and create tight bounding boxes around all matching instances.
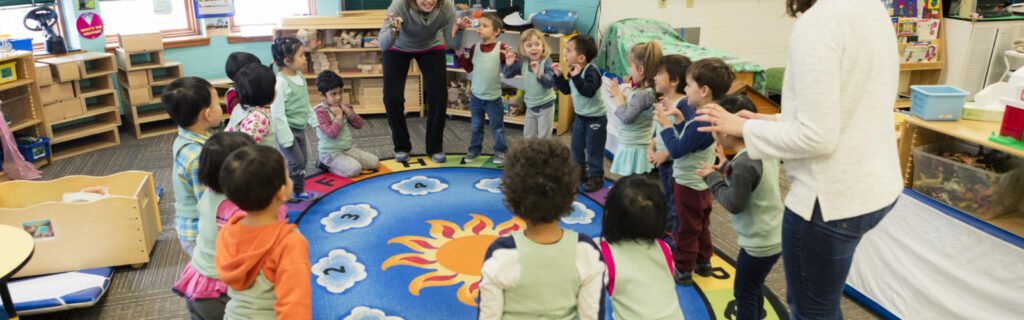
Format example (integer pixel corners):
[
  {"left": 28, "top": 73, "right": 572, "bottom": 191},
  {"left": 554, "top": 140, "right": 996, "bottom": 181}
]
[
  {"left": 532, "top": 10, "right": 577, "bottom": 34},
  {"left": 910, "top": 85, "right": 969, "bottom": 121},
  {"left": 16, "top": 137, "right": 50, "bottom": 162},
  {"left": 9, "top": 38, "right": 33, "bottom": 52}
]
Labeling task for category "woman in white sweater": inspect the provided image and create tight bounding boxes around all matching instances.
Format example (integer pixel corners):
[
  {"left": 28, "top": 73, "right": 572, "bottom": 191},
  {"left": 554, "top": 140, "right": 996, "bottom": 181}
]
[{"left": 695, "top": 0, "right": 903, "bottom": 318}]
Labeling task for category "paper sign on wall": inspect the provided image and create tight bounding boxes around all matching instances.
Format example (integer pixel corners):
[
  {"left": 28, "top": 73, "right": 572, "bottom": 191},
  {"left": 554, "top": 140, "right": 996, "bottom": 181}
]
[
  {"left": 194, "top": 0, "right": 234, "bottom": 18},
  {"left": 76, "top": 12, "right": 104, "bottom": 40}
]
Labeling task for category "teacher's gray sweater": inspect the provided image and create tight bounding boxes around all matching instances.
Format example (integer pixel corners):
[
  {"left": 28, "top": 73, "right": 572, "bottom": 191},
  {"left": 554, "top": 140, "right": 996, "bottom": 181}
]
[{"left": 378, "top": 0, "right": 465, "bottom": 52}]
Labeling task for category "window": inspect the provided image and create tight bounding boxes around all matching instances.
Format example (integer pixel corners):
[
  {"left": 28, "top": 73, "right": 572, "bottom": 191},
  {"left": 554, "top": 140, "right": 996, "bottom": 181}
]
[
  {"left": 101, "top": 0, "right": 199, "bottom": 44},
  {"left": 230, "top": 0, "right": 315, "bottom": 35},
  {"left": 0, "top": 3, "right": 66, "bottom": 53}
]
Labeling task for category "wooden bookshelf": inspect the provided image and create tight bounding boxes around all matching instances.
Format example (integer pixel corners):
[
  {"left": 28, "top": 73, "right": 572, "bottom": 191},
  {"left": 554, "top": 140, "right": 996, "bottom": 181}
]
[
  {"left": 894, "top": 4, "right": 947, "bottom": 107},
  {"left": 37, "top": 51, "right": 123, "bottom": 161},
  {"left": 120, "top": 59, "right": 183, "bottom": 139},
  {"left": 0, "top": 50, "right": 52, "bottom": 168}
]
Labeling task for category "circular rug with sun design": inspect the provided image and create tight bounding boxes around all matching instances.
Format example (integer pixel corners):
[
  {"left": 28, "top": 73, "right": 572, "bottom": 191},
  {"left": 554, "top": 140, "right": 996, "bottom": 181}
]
[{"left": 286, "top": 154, "right": 789, "bottom": 320}]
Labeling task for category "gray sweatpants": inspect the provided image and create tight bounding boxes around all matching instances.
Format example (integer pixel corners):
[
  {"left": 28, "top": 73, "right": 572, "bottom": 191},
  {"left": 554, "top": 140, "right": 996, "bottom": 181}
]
[
  {"left": 320, "top": 147, "right": 379, "bottom": 178},
  {"left": 280, "top": 127, "right": 309, "bottom": 194},
  {"left": 522, "top": 105, "right": 555, "bottom": 139}
]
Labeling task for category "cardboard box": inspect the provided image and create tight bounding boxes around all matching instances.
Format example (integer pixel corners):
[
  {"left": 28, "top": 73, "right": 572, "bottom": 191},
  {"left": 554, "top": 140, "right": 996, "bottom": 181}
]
[
  {"left": 42, "top": 98, "right": 85, "bottom": 122},
  {"left": 0, "top": 171, "right": 161, "bottom": 278},
  {"left": 117, "top": 32, "right": 164, "bottom": 53},
  {"left": 82, "top": 91, "right": 118, "bottom": 111},
  {"left": 115, "top": 48, "right": 164, "bottom": 71},
  {"left": 119, "top": 84, "right": 152, "bottom": 106},
  {"left": 38, "top": 57, "right": 81, "bottom": 82},
  {"left": 39, "top": 82, "right": 76, "bottom": 105},
  {"left": 35, "top": 63, "right": 53, "bottom": 86},
  {"left": 118, "top": 69, "right": 149, "bottom": 88},
  {"left": 148, "top": 61, "right": 183, "bottom": 85}
]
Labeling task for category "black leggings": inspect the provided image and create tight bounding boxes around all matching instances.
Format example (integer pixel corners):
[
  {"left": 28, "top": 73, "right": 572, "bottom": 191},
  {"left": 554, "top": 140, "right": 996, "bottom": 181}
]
[{"left": 382, "top": 49, "right": 447, "bottom": 155}]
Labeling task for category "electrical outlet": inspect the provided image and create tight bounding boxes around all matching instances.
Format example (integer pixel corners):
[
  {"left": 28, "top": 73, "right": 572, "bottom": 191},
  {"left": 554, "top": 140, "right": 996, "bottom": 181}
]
[{"left": 659, "top": 0, "right": 667, "bottom": 8}]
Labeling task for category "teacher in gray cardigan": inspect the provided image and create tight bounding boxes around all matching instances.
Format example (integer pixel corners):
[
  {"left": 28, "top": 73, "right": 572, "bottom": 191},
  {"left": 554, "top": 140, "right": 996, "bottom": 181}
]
[{"left": 379, "top": 0, "right": 471, "bottom": 163}]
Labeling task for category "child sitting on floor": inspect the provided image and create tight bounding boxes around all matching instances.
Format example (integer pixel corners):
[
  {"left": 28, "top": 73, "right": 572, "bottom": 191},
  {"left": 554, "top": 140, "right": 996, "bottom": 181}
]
[
  {"left": 696, "top": 94, "right": 782, "bottom": 320},
  {"left": 312, "top": 70, "right": 379, "bottom": 177},
  {"left": 478, "top": 139, "right": 605, "bottom": 320}
]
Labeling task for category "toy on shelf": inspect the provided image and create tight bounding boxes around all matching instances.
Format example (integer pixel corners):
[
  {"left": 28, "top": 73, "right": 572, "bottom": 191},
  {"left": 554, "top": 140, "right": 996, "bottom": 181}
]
[
  {"left": 989, "top": 68, "right": 1024, "bottom": 150},
  {"left": 912, "top": 140, "right": 1023, "bottom": 219}
]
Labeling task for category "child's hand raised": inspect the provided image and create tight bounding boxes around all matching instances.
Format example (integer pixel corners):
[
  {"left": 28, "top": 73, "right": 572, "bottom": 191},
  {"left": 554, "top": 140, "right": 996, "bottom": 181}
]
[
  {"left": 454, "top": 47, "right": 466, "bottom": 58},
  {"left": 569, "top": 64, "right": 583, "bottom": 77},
  {"left": 713, "top": 144, "right": 727, "bottom": 167},
  {"left": 330, "top": 105, "right": 346, "bottom": 118},
  {"left": 505, "top": 49, "right": 517, "bottom": 67},
  {"left": 695, "top": 161, "right": 721, "bottom": 178},
  {"left": 550, "top": 62, "right": 562, "bottom": 76},
  {"left": 653, "top": 104, "right": 674, "bottom": 129}
]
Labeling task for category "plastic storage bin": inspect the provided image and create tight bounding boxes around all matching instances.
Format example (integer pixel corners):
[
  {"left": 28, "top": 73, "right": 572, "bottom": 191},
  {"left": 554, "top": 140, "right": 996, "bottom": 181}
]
[
  {"left": 446, "top": 52, "right": 459, "bottom": 69},
  {"left": 16, "top": 137, "right": 50, "bottom": 162},
  {"left": 912, "top": 140, "right": 1024, "bottom": 219},
  {"left": 910, "top": 85, "right": 969, "bottom": 121},
  {"left": 532, "top": 10, "right": 577, "bottom": 34}
]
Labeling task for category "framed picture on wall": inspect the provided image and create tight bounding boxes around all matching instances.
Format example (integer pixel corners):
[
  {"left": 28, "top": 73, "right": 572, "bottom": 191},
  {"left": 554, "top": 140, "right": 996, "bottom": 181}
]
[{"left": 194, "top": 0, "right": 234, "bottom": 18}]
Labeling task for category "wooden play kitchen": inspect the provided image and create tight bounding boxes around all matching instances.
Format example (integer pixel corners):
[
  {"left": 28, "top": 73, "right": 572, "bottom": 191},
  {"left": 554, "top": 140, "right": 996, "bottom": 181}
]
[{"left": 115, "top": 32, "right": 188, "bottom": 139}]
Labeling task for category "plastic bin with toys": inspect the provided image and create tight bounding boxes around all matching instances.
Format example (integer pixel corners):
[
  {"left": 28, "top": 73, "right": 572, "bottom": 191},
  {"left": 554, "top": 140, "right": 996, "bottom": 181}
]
[{"left": 912, "top": 140, "right": 1024, "bottom": 219}]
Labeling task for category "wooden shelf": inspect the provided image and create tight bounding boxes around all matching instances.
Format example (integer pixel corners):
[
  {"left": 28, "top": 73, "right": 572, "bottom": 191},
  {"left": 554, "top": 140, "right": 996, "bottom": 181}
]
[
  {"left": 136, "top": 119, "right": 179, "bottom": 139},
  {"left": 304, "top": 71, "right": 421, "bottom": 79},
  {"left": 48, "top": 106, "right": 118, "bottom": 126},
  {"left": 0, "top": 79, "right": 33, "bottom": 92},
  {"left": 351, "top": 104, "right": 422, "bottom": 115},
  {"left": 447, "top": 108, "right": 526, "bottom": 125},
  {"left": 51, "top": 129, "right": 119, "bottom": 161},
  {"left": 447, "top": 68, "right": 466, "bottom": 73},
  {"left": 903, "top": 116, "right": 1024, "bottom": 159},
  {"left": 51, "top": 116, "right": 120, "bottom": 144},
  {"left": 136, "top": 108, "right": 171, "bottom": 123},
  {"left": 9, "top": 118, "right": 42, "bottom": 132},
  {"left": 900, "top": 61, "right": 944, "bottom": 71},
  {"left": 316, "top": 47, "right": 379, "bottom": 52},
  {"left": 79, "top": 87, "right": 116, "bottom": 99},
  {"left": 150, "top": 75, "right": 177, "bottom": 86}
]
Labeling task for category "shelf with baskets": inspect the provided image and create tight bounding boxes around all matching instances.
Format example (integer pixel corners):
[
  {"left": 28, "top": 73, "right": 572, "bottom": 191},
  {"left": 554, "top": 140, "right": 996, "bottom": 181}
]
[
  {"left": 275, "top": 11, "right": 423, "bottom": 116},
  {"left": 892, "top": 4, "right": 947, "bottom": 108},
  {"left": 37, "top": 51, "right": 122, "bottom": 161},
  {"left": 0, "top": 51, "right": 52, "bottom": 180}
]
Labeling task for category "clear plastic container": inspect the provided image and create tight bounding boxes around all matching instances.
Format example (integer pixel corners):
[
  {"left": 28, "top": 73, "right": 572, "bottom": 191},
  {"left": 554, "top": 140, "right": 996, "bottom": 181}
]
[{"left": 912, "top": 140, "right": 1024, "bottom": 219}]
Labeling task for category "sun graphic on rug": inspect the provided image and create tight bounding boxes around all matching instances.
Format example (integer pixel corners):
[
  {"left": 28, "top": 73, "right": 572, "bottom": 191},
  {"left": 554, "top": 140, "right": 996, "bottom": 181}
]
[{"left": 381, "top": 214, "right": 525, "bottom": 306}]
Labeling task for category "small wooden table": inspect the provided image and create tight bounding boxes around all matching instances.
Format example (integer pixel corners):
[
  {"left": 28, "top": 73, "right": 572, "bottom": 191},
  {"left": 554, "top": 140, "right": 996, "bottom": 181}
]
[{"left": 0, "top": 225, "right": 34, "bottom": 320}]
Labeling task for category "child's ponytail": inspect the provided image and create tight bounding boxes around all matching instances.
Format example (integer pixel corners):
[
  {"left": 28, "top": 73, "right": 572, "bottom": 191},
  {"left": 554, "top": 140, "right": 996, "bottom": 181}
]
[
  {"left": 629, "top": 41, "right": 664, "bottom": 89},
  {"left": 270, "top": 37, "right": 303, "bottom": 69}
]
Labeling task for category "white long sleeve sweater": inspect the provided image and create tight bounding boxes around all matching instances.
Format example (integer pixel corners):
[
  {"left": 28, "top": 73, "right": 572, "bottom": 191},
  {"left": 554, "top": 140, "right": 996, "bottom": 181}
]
[{"left": 742, "top": 0, "right": 903, "bottom": 222}]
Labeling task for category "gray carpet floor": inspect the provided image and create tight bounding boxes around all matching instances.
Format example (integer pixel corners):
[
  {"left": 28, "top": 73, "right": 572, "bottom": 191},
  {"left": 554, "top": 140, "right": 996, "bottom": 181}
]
[{"left": 21, "top": 114, "right": 880, "bottom": 319}]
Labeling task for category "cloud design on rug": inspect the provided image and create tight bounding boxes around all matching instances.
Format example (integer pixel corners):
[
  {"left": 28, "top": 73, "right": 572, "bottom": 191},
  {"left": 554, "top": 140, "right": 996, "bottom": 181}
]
[
  {"left": 474, "top": 178, "right": 502, "bottom": 194},
  {"left": 561, "top": 202, "right": 595, "bottom": 224},
  {"left": 343, "top": 306, "right": 404, "bottom": 320},
  {"left": 391, "top": 176, "right": 448, "bottom": 195},
  {"left": 322, "top": 204, "right": 378, "bottom": 233},
  {"left": 312, "top": 249, "right": 367, "bottom": 293}
]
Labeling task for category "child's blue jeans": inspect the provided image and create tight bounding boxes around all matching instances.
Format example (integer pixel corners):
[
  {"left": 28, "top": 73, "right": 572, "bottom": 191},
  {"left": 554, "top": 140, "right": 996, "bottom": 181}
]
[
  {"left": 571, "top": 114, "right": 607, "bottom": 178},
  {"left": 468, "top": 95, "right": 507, "bottom": 155}
]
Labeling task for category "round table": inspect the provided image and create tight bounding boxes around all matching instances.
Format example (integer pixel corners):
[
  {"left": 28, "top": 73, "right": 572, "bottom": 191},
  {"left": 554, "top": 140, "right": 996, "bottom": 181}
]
[{"left": 0, "top": 225, "right": 34, "bottom": 320}]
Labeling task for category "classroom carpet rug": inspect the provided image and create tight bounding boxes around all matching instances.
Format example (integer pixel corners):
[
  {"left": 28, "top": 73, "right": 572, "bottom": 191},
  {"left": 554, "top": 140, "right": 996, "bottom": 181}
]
[{"left": 284, "top": 155, "right": 789, "bottom": 320}]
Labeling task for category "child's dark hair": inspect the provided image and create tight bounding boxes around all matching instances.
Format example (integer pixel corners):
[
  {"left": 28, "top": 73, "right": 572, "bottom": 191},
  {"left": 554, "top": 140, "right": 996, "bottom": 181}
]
[
  {"left": 658, "top": 54, "right": 692, "bottom": 94},
  {"left": 601, "top": 175, "right": 667, "bottom": 243},
  {"left": 480, "top": 13, "right": 503, "bottom": 32},
  {"left": 569, "top": 34, "right": 598, "bottom": 63},
  {"left": 162, "top": 77, "right": 213, "bottom": 128},
  {"left": 316, "top": 70, "right": 345, "bottom": 95},
  {"left": 225, "top": 52, "right": 262, "bottom": 82},
  {"left": 501, "top": 139, "right": 579, "bottom": 224},
  {"left": 688, "top": 57, "right": 735, "bottom": 100},
  {"left": 198, "top": 132, "right": 255, "bottom": 193},
  {"left": 270, "top": 37, "right": 303, "bottom": 69},
  {"left": 220, "top": 145, "right": 288, "bottom": 212},
  {"left": 235, "top": 64, "right": 276, "bottom": 107},
  {"left": 718, "top": 93, "right": 757, "bottom": 115}
]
